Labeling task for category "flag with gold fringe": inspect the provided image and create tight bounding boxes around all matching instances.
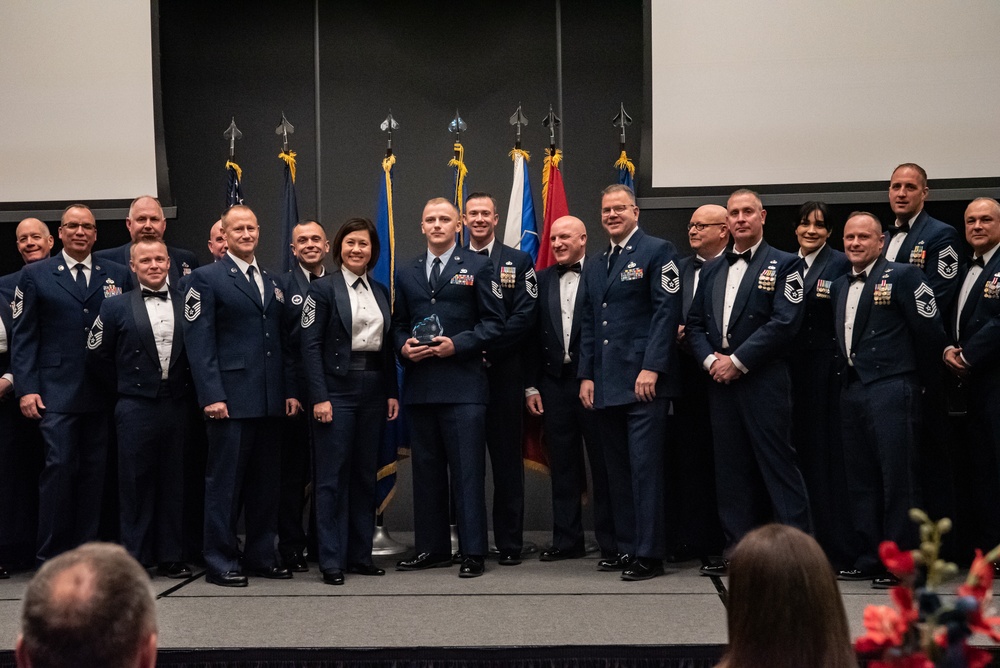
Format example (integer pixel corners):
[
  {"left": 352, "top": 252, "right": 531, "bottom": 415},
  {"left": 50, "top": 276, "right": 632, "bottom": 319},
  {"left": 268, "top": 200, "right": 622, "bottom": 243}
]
[
  {"left": 449, "top": 141, "right": 469, "bottom": 247},
  {"left": 536, "top": 147, "right": 569, "bottom": 271},
  {"left": 225, "top": 159, "right": 244, "bottom": 207},
  {"left": 616, "top": 150, "right": 635, "bottom": 191},
  {"left": 278, "top": 150, "right": 298, "bottom": 273},
  {"left": 503, "top": 148, "right": 539, "bottom": 262}
]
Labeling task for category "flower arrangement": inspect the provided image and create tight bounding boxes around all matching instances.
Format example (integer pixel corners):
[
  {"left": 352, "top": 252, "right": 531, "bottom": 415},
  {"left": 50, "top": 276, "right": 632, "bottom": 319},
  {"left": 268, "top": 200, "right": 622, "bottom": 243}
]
[{"left": 855, "top": 509, "right": 1000, "bottom": 668}]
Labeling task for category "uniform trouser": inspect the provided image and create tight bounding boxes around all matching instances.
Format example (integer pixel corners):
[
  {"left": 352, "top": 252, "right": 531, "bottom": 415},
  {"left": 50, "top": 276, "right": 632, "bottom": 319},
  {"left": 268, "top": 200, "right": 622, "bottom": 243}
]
[
  {"left": 37, "top": 411, "right": 108, "bottom": 563},
  {"left": 485, "top": 358, "right": 525, "bottom": 553},
  {"left": 0, "top": 402, "right": 42, "bottom": 566},
  {"left": 407, "top": 403, "right": 488, "bottom": 557},
  {"left": 312, "top": 367, "right": 385, "bottom": 572},
  {"left": 539, "top": 368, "right": 616, "bottom": 556},
  {"left": 595, "top": 397, "right": 669, "bottom": 559},
  {"left": 277, "top": 412, "right": 310, "bottom": 558},
  {"left": 841, "top": 373, "right": 920, "bottom": 573},
  {"left": 709, "top": 360, "right": 812, "bottom": 551},
  {"left": 116, "top": 393, "right": 187, "bottom": 565},
  {"left": 203, "top": 417, "right": 280, "bottom": 574}
]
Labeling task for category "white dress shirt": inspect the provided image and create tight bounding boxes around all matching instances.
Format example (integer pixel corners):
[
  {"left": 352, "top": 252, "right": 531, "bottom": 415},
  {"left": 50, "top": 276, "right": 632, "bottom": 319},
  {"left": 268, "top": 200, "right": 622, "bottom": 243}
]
[
  {"left": 884, "top": 214, "right": 919, "bottom": 262},
  {"left": 227, "top": 251, "right": 264, "bottom": 302},
  {"left": 141, "top": 283, "right": 174, "bottom": 380},
  {"left": 844, "top": 260, "right": 878, "bottom": 363},
  {"left": 425, "top": 244, "right": 457, "bottom": 283},
  {"left": 955, "top": 244, "right": 998, "bottom": 340},
  {"left": 798, "top": 245, "right": 823, "bottom": 281},
  {"left": 63, "top": 250, "right": 92, "bottom": 288},
  {"left": 342, "top": 266, "right": 383, "bottom": 352}
]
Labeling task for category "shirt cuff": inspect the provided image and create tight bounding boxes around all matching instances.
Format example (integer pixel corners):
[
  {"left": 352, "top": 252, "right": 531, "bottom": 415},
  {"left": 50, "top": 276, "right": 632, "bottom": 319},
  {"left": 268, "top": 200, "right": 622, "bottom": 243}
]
[
  {"left": 525, "top": 387, "right": 540, "bottom": 398},
  {"left": 730, "top": 354, "right": 749, "bottom": 374},
  {"left": 943, "top": 345, "right": 957, "bottom": 362},
  {"left": 1, "top": 373, "right": 12, "bottom": 385},
  {"left": 702, "top": 354, "right": 718, "bottom": 372}
]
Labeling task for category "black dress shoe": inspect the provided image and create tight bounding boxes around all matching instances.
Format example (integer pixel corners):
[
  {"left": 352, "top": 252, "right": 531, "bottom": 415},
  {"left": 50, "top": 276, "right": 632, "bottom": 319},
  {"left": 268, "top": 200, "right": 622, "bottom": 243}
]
[
  {"left": 498, "top": 552, "right": 522, "bottom": 566},
  {"left": 539, "top": 547, "right": 586, "bottom": 561},
  {"left": 284, "top": 550, "right": 309, "bottom": 573},
  {"left": 451, "top": 551, "right": 464, "bottom": 564},
  {"left": 206, "top": 570, "right": 248, "bottom": 587},
  {"left": 699, "top": 560, "right": 729, "bottom": 576},
  {"left": 837, "top": 568, "right": 876, "bottom": 581},
  {"left": 322, "top": 570, "right": 345, "bottom": 585},
  {"left": 347, "top": 563, "right": 386, "bottom": 576},
  {"left": 156, "top": 562, "right": 193, "bottom": 579},
  {"left": 247, "top": 565, "right": 292, "bottom": 579},
  {"left": 396, "top": 552, "right": 453, "bottom": 571},
  {"left": 459, "top": 556, "right": 485, "bottom": 578},
  {"left": 0, "top": 565, "right": 9, "bottom": 579},
  {"left": 871, "top": 574, "right": 902, "bottom": 589},
  {"left": 597, "top": 553, "right": 632, "bottom": 571},
  {"left": 622, "top": 557, "right": 665, "bottom": 581}
]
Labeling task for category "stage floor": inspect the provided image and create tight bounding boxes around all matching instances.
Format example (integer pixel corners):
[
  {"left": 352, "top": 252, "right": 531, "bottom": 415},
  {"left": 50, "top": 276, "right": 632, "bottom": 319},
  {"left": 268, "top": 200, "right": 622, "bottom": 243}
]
[{"left": 0, "top": 531, "right": 987, "bottom": 657}]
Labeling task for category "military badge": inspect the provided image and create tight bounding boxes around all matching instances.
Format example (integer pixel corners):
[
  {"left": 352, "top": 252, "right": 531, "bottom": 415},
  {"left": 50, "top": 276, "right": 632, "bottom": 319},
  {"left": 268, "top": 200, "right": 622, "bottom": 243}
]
[
  {"left": 103, "top": 281, "right": 122, "bottom": 298},
  {"left": 661, "top": 261, "right": 680, "bottom": 294},
  {"left": 11, "top": 286, "right": 23, "bottom": 319},
  {"left": 783, "top": 270, "right": 804, "bottom": 304},
  {"left": 274, "top": 287, "right": 285, "bottom": 303},
  {"left": 181, "top": 262, "right": 192, "bottom": 276},
  {"left": 492, "top": 280, "right": 503, "bottom": 299},
  {"left": 525, "top": 268, "right": 538, "bottom": 299},
  {"left": 909, "top": 243, "right": 926, "bottom": 269},
  {"left": 58, "top": 265, "right": 65, "bottom": 271},
  {"left": 620, "top": 262, "right": 644, "bottom": 281},
  {"left": 500, "top": 264, "right": 517, "bottom": 289},
  {"left": 937, "top": 246, "right": 958, "bottom": 280},
  {"left": 300, "top": 295, "right": 317, "bottom": 328},
  {"left": 291, "top": 294, "right": 303, "bottom": 306},
  {"left": 450, "top": 274, "right": 475, "bottom": 286},
  {"left": 914, "top": 283, "right": 937, "bottom": 318},
  {"left": 106, "top": 278, "right": 114, "bottom": 284},
  {"left": 757, "top": 267, "right": 776, "bottom": 292},
  {"left": 815, "top": 279, "right": 832, "bottom": 299},
  {"left": 184, "top": 287, "right": 201, "bottom": 322},
  {"left": 984, "top": 273, "right": 1000, "bottom": 300},
  {"left": 874, "top": 280, "right": 892, "bottom": 305},
  {"left": 87, "top": 316, "right": 103, "bottom": 350}
]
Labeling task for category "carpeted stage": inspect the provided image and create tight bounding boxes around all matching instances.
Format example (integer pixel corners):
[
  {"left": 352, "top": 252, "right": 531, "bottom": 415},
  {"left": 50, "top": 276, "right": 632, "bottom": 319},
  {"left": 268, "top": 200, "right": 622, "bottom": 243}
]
[{"left": 0, "top": 531, "right": 995, "bottom": 667}]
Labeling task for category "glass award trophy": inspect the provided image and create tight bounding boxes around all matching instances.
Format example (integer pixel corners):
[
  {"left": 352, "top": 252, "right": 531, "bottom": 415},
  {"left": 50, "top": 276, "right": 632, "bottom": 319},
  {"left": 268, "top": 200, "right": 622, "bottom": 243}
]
[{"left": 412, "top": 314, "right": 443, "bottom": 346}]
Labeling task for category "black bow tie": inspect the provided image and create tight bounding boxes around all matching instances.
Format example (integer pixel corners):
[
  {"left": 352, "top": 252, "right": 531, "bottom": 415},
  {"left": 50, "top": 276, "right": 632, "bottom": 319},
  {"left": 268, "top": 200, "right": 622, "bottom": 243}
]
[
  {"left": 896, "top": 220, "right": 910, "bottom": 233},
  {"left": 476, "top": 249, "right": 489, "bottom": 256},
  {"left": 850, "top": 271, "right": 867, "bottom": 284},
  {"left": 693, "top": 257, "right": 705, "bottom": 270},
  {"left": 972, "top": 256, "right": 985, "bottom": 268},
  {"left": 141, "top": 288, "right": 168, "bottom": 300},
  {"left": 726, "top": 250, "right": 752, "bottom": 265},
  {"left": 557, "top": 262, "right": 581, "bottom": 276}
]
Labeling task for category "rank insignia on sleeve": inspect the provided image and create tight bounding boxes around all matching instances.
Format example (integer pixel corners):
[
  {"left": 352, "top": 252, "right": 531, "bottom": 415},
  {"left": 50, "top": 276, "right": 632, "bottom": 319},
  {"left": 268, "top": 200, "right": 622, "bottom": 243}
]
[
  {"left": 184, "top": 287, "right": 201, "bottom": 322},
  {"left": 874, "top": 280, "right": 893, "bottom": 305},
  {"left": 661, "top": 261, "right": 680, "bottom": 294},
  {"left": 783, "top": 270, "right": 804, "bottom": 304},
  {"left": 12, "top": 286, "right": 23, "bottom": 319},
  {"left": 937, "top": 246, "right": 958, "bottom": 280},
  {"left": 914, "top": 283, "right": 937, "bottom": 317},
  {"left": 492, "top": 280, "right": 503, "bottom": 299},
  {"left": 815, "top": 279, "right": 832, "bottom": 299},
  {"left": 757, "top": 268, "right": 776, "bottom": 292},
  {"left": 525, "top": 268, "right": 538, "bottom": 299},
  {"left": 274, "top": 287, "right": 285, "bottom": 303},
  {"left": 909, "top": 243, "right": 926, "bottom": 269},
  {"left": 292, "top": 294, "right": 303, "bottom": 306},
  {"left": 87, "top": 316, "right": 103, "bottom": 350},
  {"left": 300, "top": 295, "right": 316, "bottom": 328}
]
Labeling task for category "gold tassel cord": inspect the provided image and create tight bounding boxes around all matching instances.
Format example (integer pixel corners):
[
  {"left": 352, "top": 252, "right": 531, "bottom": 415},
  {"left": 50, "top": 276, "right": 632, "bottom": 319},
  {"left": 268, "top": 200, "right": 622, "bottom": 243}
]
[
  {"left": 278, "top": 150, "right": 297, "bottom": 184},
  {"left": 382, "top": 154, "right": 397, "bottom": 307},
  {"left": 448, "top": 141, "right": 469, "bottom": 217},
  {"left": 225, "top": 160, "right": 243, "bottom": 181},
  {"left": 541, "top": 148, "right": 563, "bottom": 220},
  {"left": 614, "top": 150, "right": 635, "bottom": 177},
  {"left": 508, "top": 148, "right": 531, "bottom": 163}
]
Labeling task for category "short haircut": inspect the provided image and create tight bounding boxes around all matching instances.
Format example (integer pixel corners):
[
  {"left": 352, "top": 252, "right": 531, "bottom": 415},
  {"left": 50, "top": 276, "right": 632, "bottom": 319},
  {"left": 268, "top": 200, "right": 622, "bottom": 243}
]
[
  {"left": 968, "top": 197, "right": 1000, "bottom": 217},
  {"left": 129, "top": 238, "right": 168, "bottom": 259},
  {"left": 846, "top": 210, "right": 883, "bottom": 232},
  {"left": 797, "top": 201, "right": 832, "bottom": 231},
  {"left": 220, "top": 204, "right": 255, "bottom": 228},
  {"left": 423, "top": 198, "right": 459, "bottom": 217},
  {"left": 465, "top": 192, "right": 498, "bottom": 212},
  {"left": 294, "top": 219, "right": 327, "bottom": 235},
  {"left": 60, "top": 204, "right": 93, "bottom": 224},
  {"left": 331, "top": 217, "right": 380, "bottom": 271},
  {"left": 128, "top": 195, "right": 163, "bottom": 219},
  {"left": 892, "top": 162, "right": 928, "bottom": 187},
  {"left": 601, "top": 184, "right": 636, "bottom": 204},
  {"left": 720, "top": 524, "right": 855, "bottom": 668},
  {"left": 19, "top": 543, "right": 156, "bottom": 668},
  {"left": 728, "top": 188, "right": 763, "bottom": 209}
]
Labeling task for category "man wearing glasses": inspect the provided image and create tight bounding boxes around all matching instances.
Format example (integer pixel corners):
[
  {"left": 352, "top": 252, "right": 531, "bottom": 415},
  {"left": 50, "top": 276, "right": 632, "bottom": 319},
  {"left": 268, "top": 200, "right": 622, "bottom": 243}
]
[{"left": 11, "top": 204, "right": 131, "bottom": 564}]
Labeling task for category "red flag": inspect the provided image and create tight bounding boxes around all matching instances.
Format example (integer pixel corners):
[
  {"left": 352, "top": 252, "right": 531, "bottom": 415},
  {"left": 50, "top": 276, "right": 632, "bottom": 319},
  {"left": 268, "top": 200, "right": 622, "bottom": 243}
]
[{"left": 536, "top": 148, "right": 569, "bottom": 271}]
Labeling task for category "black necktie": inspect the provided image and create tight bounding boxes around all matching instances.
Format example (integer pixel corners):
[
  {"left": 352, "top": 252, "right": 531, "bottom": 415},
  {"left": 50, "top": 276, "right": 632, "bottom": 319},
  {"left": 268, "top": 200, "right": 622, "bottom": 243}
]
[
  {"left": 693, "top": 257, "right": 705, "bottom": 270},
  {"left": 850, "top": 271, "right": 867, "bottom": 283},
  {"left": 476, "top": 249, "right": 489, "bottom": 256},
  {"left": 429, "top": 257, "right": 441, "bottom": 288},
  {"left": 309, "top": 273, "right": 319, "bottom": 282},
  {"left": 557, "top": 262, "right": 582, "bottom": 276},
  {"left": 246, "top": 266, "right": 261, "bottom": 303},
  {"left": 74, "top": 264, "right": 88, "bottom": 295},
  {"left": 607, "top": 245, "right": 621, "bottom": 276},
  {"left": 726, "top": 250, "right": 752, "bottom": 265},
  {"left": 972, "top": 256, "right": 985, "bottom": 268},
  {"left": 142, "top": 289, "right": 168, "bottom": 300}
]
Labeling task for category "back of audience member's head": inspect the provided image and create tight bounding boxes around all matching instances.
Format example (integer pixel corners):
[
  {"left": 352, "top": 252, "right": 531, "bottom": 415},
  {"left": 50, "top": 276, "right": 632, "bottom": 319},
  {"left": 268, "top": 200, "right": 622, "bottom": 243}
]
[
  {"left": 16, "top": 542, "right": 158, "bottom": 668},
  {"left": 717, "top": 524, "right": 857, "bottom": 668}
]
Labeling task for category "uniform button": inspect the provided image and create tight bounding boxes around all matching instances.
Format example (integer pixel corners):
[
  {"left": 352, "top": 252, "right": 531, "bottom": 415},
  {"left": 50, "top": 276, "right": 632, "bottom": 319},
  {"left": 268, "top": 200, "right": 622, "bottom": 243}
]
[
  {"left": 83, "top": 308, "right": 89, "bottom": 314},
  {"left": 602, "top": 303, "right": 607, "bottom": 308},
  {"left": 265, "top": 333, "right": 269, "bottom": 338},
  {"left": 603, "top": 339, "right": 609, "bottom": 345},
  {"left": 266, "top": 352, "right": 272, "bottom": 357},
  {"left": 602, "top": 321, "right": 607, "bottom": 326},
  {"left": 134, "top": 367, "right": 140, "bottom": 371},
  {"left": 431, "top": 298, "right": 436, "bottom": 305},
  {"left": 262, "top": 315, "right": 267, "bottom": 320}
]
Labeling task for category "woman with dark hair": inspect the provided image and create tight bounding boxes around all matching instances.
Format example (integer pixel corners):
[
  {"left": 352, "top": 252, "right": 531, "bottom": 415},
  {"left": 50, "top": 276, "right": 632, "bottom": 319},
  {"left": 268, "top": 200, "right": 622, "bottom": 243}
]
[
  {"left": 716, "top": 523, "right": 857, "bottom": 668},
  {"left": 788, "top": 201, "right": 855, "bottom": 569},
  {"left": 300, "top": 217, "right": 398, "bottom": 585}
]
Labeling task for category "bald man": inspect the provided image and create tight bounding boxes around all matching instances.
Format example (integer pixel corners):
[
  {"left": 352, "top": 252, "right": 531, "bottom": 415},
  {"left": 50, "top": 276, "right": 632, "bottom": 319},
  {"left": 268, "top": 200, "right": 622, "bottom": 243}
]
[
  {"left": 526, "top": 216, "right": 616, "bottom": 561},
  {"left": 207, "top": 220, "right": 227, "bottom": 261},
  {"left": 1, "top": 218, "right": 54, "bottom": 301},
  {"left": 679, "top": 204, "right": 729, "bottom": 322},
  {"left": 94, "top": 195, "right": 199, "bottom": 284}
]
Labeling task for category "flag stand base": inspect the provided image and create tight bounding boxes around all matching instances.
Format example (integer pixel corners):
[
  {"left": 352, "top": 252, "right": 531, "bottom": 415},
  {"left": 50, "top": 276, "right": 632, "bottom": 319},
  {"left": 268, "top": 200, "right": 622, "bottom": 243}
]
[{"left": 371, "top": 525, "right": 409, "bottom": 556}]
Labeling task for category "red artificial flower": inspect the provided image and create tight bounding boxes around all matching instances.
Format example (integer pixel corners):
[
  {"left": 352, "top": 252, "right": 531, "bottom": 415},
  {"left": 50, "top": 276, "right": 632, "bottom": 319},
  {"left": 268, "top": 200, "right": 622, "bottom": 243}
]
[
  {"left": 960, "top": 549, "right": 996, "bottom": 602},
  {"left": 856, "top": 605, "right": 909, "bottom": 653},
  {"left": 880, "top": 541, "right": 916, "bottom": 577},
  {"left": 964, "top": 645, "right": 994, "bottom": 668},
  {"left": 891, "top": 584, "right": 920, "bottom": 623},
  {"left": 869, "top": 654, "right": 934, "bottom": 668},
  {"left": 964, "top": 605, "right": 1000, "bottom": 643}
]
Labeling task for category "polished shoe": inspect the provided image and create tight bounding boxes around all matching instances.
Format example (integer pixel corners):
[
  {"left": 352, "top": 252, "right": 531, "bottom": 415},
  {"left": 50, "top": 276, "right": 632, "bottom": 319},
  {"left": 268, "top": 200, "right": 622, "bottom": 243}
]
[
  {"left": 283, "top": 550, "right": 309, "bottom": 573},
  {"left": 396, "top": 552, "right": 453, "bottom": 571},
  {"left": 699, "top": 560, "right": 729, "bottom": 576},
  {"left": 539, "top": 547, "right": 586, "bottom": 562},
  {"left": 451, "top": 551, "right": 464, "bottom": 564},
  {"left": 597, "top": 553, "right": 632, "bottom": 571},
  {"left": 459, "top": 556, "right": 485, "bottom": 578},
  {"left": 247, "top": 565, "right": 292, "bottom": 579},
  {"left": 498, "top": 552, "right": 522, "bottom": 566},
  {"left": 837, "top": 568, "right": 877, "bottom": 581},
  {"left": 872, "top": 574, "right": 902, "bottom": 589},
  {"left": 347, "top": 563, "right": 385, "bottom": 576},
  {"left": 994, "top": 562, "right": 1000, "bottom": 577},
  {"left": 322, "top": 569, "right": 345, "bottom": 585},
  {"left": 0, "top": 564, "right": 9, "bottom": 579},
  {"left": 206, "top": 570, "right": 248, "bottom": 587},
  {"left": 156, "top": 562, "right": 192, "bottom": 579},
  {"left": 622, "top": 557, "right": 665, "bottom": 581}
]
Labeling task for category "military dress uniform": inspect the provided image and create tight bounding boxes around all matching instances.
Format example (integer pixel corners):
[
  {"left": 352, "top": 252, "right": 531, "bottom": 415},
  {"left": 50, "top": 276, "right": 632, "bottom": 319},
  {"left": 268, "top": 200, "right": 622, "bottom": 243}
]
[
  {"left": 181, "top": 253, "right": 292, "bottom": 578},
  {"left": 11, "top": 252, "right": 131, "bottom": 563},
  {"left": 95, "top": 243, "right": 199, "bottom": 286},
  {"left": 86, "top": 284, "right": 191, "bottom": 567},
  {"left": 391, "top": 248, "right": 504, "bottom": 563}
]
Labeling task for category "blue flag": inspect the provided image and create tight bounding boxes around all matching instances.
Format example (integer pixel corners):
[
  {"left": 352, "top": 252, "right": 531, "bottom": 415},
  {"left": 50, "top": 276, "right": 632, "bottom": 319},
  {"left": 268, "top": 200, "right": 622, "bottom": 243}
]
[
  {"left": 502, "top": 148, "right": 539, "bottom": 262},
  {"left": 615, "top": 150, "right": 635, "bottom": 191},
  {"left": 448, "top": 142, "right": 469, "bottom": 246},
  {"left": 278, "top": 151, "right": 299, "bottom": 273},
  {"left": 225, "top": 160, "right": 244, "bottom": 207}
]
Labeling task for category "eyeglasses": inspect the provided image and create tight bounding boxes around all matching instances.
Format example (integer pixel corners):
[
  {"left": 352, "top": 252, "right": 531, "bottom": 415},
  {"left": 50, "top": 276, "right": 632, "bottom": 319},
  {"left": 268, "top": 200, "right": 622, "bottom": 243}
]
[
  {"left": 686, "top": 222, "right": 726, "bottom": 231},
  {"left": 61, "top": 222, "right": 97, "bottom": 232},
  {"left": 601, "top": 205, "right": 634, "bottom": 216}
]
